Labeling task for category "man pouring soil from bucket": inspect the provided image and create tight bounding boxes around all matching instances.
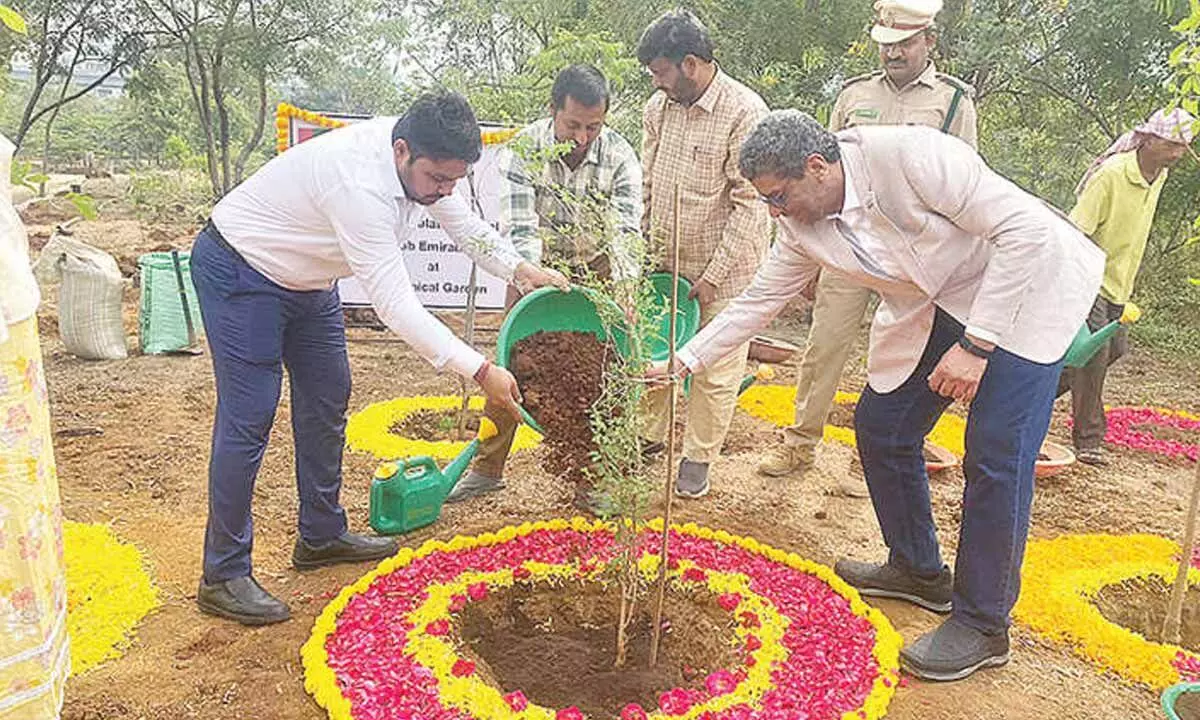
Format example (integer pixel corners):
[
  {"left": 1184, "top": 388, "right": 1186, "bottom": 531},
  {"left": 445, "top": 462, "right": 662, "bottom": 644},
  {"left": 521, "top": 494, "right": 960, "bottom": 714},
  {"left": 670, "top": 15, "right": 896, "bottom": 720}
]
[{"left": 190, "top": 92, "right": 568, "bottom": 626}]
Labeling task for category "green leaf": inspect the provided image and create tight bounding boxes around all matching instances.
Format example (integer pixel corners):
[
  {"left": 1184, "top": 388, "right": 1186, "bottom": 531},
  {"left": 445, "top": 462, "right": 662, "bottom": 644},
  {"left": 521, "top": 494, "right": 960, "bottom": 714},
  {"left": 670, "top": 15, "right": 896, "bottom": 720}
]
[
  {"left": 66, "top": 192, "right": 98, "bottom": 221},
  {"left": 26, "top": 173, "right": 48, "bottom": 185},
  {"left": 1189, "top": 277, "right": 1200, "bottom": 286},
  {"left": 0, "top": 5, "right": 26, "bottom": 34}
]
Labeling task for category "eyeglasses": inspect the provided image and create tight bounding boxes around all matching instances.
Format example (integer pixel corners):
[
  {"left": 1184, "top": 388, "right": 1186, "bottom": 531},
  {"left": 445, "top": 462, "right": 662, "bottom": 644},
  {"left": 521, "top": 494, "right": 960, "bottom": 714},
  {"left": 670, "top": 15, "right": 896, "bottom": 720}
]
[{"left": 758, "top": 189, "right": 788, "bottom": 208}]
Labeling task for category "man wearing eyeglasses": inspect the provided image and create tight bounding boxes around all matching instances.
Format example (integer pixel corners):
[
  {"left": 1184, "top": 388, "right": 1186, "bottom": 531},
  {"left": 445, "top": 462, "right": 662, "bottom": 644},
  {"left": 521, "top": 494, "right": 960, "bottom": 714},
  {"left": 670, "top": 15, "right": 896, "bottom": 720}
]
[
  {"left": 653, "top": 110, "right": 1103, "bottom": 681},
  {"left": 757, "top": 0, "right": 978, "bottom": 481}
]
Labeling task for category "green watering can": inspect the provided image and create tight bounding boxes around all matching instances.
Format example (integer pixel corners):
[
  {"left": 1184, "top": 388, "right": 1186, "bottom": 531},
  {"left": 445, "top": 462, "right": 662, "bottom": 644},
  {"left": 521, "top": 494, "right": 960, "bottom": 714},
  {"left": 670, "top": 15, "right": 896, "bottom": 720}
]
[
  {"left": 1062, "top": 302, "right": 1142, "bottom": 368},
  {"left": 368, "top": 417, "right": 499, "bottom": 535}
]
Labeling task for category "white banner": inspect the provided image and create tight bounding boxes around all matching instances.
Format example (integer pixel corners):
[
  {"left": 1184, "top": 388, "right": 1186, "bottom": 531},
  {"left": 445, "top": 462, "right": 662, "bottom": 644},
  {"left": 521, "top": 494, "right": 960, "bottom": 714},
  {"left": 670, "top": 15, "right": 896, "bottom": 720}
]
[{"left": 284, "top": 109, "right": 508, "bottom": 311}]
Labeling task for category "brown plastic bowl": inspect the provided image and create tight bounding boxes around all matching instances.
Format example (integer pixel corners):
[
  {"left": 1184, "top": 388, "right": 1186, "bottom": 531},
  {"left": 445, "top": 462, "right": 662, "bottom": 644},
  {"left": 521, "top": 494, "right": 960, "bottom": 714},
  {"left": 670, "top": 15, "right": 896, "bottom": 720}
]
[
  {"left": 1035, "top": 441, "right": 1076, "bottom": 478},
  {"left": 925, "top": 442, "right": 960, "bottom": 474}
]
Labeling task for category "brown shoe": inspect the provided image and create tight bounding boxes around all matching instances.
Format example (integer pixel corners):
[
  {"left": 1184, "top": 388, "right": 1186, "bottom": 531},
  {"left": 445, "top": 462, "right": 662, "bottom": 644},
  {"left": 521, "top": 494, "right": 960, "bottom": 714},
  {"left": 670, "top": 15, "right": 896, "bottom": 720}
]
[{"left": 756, "top": 443, "right": 814, "bottom": 477}]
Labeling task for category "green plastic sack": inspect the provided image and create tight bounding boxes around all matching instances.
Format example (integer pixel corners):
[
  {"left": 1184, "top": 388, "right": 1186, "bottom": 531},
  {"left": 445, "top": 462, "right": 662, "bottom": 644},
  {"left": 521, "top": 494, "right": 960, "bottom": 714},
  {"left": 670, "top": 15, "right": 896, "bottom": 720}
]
[{"left": 138, "top": 251, "right": 202, "bottom": 354}]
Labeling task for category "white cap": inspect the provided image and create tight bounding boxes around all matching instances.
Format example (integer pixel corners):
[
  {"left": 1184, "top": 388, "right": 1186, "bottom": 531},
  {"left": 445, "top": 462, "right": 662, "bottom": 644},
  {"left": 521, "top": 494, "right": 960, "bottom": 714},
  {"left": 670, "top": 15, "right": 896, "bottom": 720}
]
[{"left": 870, "top": 0, "right": 942, "bottom": 45}]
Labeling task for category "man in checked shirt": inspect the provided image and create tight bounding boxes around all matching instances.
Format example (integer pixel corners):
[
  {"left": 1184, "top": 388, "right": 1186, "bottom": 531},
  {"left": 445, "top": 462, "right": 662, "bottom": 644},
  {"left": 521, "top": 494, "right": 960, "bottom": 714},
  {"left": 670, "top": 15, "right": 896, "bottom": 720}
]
[
  {"left": 448, "top": 64, "right": 644, "bottom": 510},
  {"left": 637, "top": 9, "right": 771, "bottom": 498}
]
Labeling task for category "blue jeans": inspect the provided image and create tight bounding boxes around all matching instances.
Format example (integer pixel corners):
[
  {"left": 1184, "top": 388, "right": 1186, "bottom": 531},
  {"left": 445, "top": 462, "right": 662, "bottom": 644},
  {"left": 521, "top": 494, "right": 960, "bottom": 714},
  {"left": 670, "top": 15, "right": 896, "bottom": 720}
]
[
  {"left": 854, "top": 308, "right": 1061, "bottom": 633},
  {"left": 191, "top": 228, "right": 350, "bottom": 583}
]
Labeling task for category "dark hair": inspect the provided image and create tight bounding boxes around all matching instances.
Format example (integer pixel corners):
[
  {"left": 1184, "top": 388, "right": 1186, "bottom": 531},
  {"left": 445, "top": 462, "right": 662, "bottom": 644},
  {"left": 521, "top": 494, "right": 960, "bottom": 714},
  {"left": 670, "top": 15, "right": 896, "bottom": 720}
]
[
  {"left": 636, "top": 9, "right": 715, "bottom": 66},
  {"left": 551, "top": 64, "right": 610, "bottom": 111},
  {"left": 739, "top": 110, "right": 841, "bottom": 180},
  {"left": 391, "top": 92, "right": 481, "bottom": 163}
]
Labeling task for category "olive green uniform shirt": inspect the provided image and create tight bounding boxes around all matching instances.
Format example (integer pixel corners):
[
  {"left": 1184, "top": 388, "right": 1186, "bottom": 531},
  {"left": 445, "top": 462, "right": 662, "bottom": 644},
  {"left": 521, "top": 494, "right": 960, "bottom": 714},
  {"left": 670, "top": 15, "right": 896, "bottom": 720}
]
[{"left": 830, "top": 61, "right": 978, "bottom": 148}]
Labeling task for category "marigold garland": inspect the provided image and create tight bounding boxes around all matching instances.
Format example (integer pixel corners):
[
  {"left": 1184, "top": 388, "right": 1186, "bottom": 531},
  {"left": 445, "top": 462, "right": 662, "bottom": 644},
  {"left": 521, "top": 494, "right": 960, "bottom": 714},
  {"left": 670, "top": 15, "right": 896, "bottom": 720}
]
[
  {"left": 63, "top": 521, "right": 160, "bottom": 675},
  {"left": 737, "top": 386, "right": 966, "bottom": 456},
  {"left": 302, "top": 518, "right": 903, "bottom": 720},
  {"left": 1013, "top": 533, "right": 1200, "bottom": 689},
  {"left": 345, "top": 395, "right": 542, "bottom": 461},
  {"left": 276, "top": 102, "right": 521, "bottom": 154},
  {"left": 1098, "top": 406, "right": 1199, "bottom": 462}
]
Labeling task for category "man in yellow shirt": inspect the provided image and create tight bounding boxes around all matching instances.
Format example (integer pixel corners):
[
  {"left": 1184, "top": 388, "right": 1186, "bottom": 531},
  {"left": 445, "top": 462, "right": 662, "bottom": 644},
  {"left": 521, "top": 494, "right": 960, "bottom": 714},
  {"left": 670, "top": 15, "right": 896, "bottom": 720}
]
[{"left": 1064, "top": 107, "right": 1195, "bottom": 465}]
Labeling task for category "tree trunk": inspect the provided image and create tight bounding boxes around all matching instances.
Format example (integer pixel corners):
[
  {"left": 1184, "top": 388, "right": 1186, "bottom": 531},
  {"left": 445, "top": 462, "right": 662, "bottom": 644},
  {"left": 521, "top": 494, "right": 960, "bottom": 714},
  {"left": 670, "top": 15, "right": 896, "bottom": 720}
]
[{"left": 1163, "top": 460, "right": 1200, "bottom": 644}]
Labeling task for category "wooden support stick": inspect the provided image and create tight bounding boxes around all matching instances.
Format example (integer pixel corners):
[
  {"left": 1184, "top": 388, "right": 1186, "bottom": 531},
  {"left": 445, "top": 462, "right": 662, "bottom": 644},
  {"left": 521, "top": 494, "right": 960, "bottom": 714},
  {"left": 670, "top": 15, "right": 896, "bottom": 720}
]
[{"left": 649, "top": 184, "right": 683, "bottom": 666}]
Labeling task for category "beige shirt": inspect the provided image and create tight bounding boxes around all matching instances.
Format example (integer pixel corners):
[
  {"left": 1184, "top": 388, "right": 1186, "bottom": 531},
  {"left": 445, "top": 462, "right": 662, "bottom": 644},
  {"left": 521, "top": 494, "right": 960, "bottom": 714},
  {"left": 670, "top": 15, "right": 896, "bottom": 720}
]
[
  {"left": 642, "top": 69, "right": 771, "bottom": 301},
  {"left": 678, "top": 126, "right": 1104, "bottom": 393},
  {"left": 0, "top": 135, "right": 39, "bottom": 344},
  {"left": 830, "top": 62, "right": 978, "bottom": 148}
]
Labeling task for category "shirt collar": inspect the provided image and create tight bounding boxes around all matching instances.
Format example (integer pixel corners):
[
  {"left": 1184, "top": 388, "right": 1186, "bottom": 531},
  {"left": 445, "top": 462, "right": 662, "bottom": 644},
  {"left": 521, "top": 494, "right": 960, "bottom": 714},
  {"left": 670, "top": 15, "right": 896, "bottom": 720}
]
[
  {"left": 1120, "top": 150, "right": 1160, "bottom": 189},
  {"left": 833, "top": 157, "right": 862, "bottom": 218},
  {"left": 692, "top": 68, "right": 725, "bottom": 114},
  {"left": 884, "top": 61, "right": 938, "bottom": 92}
]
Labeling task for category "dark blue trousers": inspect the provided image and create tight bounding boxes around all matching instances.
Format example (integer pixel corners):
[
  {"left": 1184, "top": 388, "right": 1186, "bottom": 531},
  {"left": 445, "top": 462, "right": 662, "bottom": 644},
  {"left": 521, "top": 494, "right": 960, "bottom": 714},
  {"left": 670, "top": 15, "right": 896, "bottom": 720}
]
[
  {"left": 191, "top": 228, "right": 350, "bottom": 583},
  {"left": 854, "top": 308, "right": 1061, "bottom": 633}
]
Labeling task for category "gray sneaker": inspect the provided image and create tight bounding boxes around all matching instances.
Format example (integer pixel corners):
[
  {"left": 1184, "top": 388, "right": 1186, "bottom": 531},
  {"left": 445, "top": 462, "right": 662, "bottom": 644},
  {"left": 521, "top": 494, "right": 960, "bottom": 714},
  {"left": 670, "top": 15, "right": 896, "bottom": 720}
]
[
  {"left": 901, "top": 617, "right": 1010, "bottom": 681},
  {"left": 445, "top": 470, "right": 505, "bottom": 503},
  {"left": 674, "top": 459, "right": 710, "bottom": 498},
  {"left": 834, "top": 559, "right": 953, "bottom": 613}
]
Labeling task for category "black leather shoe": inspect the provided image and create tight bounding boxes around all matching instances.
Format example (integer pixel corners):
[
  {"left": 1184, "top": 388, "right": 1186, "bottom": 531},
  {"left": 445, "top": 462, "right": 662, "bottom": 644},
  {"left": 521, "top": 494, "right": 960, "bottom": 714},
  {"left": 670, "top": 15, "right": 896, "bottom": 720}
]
[
  {"left": 292, "top": 532, "right": 399, "bottom": 571},
  {"left": 196, "top": 576, "right": 291, "bottom": 626}
]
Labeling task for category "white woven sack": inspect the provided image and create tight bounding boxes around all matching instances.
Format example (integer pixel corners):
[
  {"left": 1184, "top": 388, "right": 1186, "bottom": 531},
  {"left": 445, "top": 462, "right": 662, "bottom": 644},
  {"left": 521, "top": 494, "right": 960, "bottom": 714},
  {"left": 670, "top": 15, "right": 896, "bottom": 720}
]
[{"left": 58, "top": 250, "right": 127, "bottom": 360}]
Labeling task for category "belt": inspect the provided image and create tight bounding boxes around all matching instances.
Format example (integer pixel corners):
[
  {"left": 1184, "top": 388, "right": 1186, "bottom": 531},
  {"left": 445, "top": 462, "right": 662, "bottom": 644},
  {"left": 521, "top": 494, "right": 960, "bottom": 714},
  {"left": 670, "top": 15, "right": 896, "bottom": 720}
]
[{"left": 203, "top": 219, "right": 243, "bottom": 261}]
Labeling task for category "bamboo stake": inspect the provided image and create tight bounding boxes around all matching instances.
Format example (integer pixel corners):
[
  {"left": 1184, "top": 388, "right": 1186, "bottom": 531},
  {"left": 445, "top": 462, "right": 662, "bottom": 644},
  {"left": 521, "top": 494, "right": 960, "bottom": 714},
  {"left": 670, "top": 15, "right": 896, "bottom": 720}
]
[
  {"left": 457, "top": 170, "right": 481, "bottom": 439},
  {"left": 1163, "top": 458, "right": 1200, "bottom": 644},
  {"left": 649, "top": 184, "right": 683, "bottom": 666}
]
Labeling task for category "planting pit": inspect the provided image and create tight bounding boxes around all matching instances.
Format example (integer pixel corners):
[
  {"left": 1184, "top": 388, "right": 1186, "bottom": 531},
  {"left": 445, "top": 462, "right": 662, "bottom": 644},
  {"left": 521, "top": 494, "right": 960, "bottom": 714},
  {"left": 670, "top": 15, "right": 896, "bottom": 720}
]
[
  {"left": 459, "top": 581, "right": 738, "bottom": 717},
  {"left": 391, "top": 408, "right": 481, "bottom": 442},
  {"left": 1094, "top": 576, "right": 1200, "bottom": 650}
]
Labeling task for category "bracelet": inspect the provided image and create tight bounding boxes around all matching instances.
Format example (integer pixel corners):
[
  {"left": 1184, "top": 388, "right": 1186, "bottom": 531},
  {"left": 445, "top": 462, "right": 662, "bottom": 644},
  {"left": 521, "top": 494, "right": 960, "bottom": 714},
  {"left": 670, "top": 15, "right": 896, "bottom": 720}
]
[
  {"left": 473, "top": 360, "right": 491, "bottom": 384},
  {"left": 957, "top": 335, "right": 993, "bottom": 359}
]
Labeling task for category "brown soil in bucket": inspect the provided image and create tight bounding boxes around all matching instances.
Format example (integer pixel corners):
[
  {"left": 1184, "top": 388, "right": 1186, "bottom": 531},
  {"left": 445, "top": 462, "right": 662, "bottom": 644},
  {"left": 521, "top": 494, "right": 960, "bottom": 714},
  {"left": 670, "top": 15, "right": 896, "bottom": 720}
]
[
  {"left": 459, "top": 580, "right": 739, "bottom": 716},
  {"left": 391, "top": 408, "right": 480, "bottom": 442},
  {"left": 511, "top": 331, "right": 611, "bottom": 486},
  {"left": 1093, "top": 576, "right": 1200, "bottom": 649}
]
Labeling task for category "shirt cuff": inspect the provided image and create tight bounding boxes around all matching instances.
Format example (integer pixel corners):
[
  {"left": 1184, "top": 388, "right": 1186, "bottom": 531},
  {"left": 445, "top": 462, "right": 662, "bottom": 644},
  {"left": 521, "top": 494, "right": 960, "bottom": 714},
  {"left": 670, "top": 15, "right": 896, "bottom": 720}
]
[
  {"left": 677, "top": 346, "right": 701, "bottom": 373},
  {"left": 964, "top": 325, "right": 1001, "bottom": 346}
]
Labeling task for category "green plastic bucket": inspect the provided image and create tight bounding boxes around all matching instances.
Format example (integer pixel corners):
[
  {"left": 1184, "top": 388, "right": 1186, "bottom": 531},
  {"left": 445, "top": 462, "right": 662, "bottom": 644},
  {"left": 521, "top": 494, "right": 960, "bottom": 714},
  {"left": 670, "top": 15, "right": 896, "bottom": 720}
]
[{"left": 495, "top": 274, "right": 702, "bottom": 430}]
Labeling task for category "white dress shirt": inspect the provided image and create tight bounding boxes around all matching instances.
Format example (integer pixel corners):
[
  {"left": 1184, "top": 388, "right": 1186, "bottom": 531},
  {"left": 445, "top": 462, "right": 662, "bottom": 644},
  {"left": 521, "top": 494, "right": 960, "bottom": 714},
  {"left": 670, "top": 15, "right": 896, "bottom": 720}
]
[{"left": 211, "top": 117, "right": 525, "bottom": 378}]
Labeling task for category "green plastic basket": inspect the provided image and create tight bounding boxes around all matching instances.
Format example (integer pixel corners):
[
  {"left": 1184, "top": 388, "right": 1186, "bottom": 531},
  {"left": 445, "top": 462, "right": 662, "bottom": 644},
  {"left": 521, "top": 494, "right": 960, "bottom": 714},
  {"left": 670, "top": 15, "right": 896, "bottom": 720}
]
[
  {"left": 495, "top": 274, "right": 701, "bottom": 431},
  {"left": 138, "top": 251, "right": 202, "bottom": 354}
]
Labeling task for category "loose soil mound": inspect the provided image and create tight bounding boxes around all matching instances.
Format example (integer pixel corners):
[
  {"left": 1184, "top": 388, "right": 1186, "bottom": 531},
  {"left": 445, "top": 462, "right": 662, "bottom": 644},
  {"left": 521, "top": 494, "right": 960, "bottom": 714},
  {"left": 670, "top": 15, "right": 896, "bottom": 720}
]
[
  {"left": 460, "top": 581, "right": 738, "bottom": 717},
  {"left": 391, "top": 408, "right": 480, "bottom": 442},
  {"left": 1094, "top": 576, "right": 1200, "bottom": 650},
  {"left": 511, "top": 331, "right": 611, "bottom": 485}
]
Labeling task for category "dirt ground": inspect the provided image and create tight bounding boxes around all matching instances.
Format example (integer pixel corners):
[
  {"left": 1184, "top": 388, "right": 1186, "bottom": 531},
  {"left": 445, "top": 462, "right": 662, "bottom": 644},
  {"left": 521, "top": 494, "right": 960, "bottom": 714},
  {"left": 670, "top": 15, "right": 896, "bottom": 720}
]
[{"left": 24, "top": 205, "right": 1200, "bottom": 720}]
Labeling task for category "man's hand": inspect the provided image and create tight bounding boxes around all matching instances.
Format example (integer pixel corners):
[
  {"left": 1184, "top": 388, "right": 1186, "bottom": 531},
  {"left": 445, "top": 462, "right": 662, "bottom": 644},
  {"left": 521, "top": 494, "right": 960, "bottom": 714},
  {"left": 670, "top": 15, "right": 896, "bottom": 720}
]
[
  {"left": 513, "top": 262, "right": 570, "bottom": 293},
  {"left": 477, "top": 364, "right": 523, "bottom": 420},
  {"left": 645, "top": 358, "right": 691, "bottom": 389},
  {"left": 928, "top": 342, "right": 990, "bottom": 404},
  {"left": 687, "top": 278, "right": 718, "bottom": 306}
]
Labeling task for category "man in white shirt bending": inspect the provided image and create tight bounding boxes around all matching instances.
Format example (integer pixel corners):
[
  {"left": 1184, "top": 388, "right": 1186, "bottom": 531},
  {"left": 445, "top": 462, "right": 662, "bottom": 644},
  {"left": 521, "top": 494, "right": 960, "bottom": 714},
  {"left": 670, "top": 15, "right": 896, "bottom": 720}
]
[{"left": 191, "top": 92, "right": 567, "bottom": 626}]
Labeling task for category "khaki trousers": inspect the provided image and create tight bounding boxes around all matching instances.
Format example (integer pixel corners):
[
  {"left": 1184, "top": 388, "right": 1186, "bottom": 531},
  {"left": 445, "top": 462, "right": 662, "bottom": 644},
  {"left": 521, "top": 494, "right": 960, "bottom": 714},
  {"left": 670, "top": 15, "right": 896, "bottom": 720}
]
[
  {"left": 785, "top": 271, "right": 873, "bottom": 450},
  {"left": 643, "top": 298, "right": 750, "bottom": 464}
]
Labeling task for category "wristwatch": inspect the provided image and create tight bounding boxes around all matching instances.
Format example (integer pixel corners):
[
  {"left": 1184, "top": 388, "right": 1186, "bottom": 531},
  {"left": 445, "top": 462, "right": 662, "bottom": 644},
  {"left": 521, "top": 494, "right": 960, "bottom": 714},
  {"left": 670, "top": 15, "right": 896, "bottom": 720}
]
[{"left": 957, "top": 335, "right": 993, "bottom": 359}]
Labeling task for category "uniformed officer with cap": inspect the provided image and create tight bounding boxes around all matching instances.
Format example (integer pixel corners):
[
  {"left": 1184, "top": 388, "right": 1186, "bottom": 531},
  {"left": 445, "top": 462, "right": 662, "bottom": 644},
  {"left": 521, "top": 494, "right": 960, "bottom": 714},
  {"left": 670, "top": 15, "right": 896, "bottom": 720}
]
[{"left": 757, "top": 0, "right": 980, "bottom": 479}]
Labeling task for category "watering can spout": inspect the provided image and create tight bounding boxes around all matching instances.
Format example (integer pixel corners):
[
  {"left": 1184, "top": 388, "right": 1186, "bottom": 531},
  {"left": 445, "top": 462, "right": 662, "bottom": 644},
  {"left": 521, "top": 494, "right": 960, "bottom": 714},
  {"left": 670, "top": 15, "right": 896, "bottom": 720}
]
[
  {"left": 1062, "top": 302, "right": 1142, "bottom": 369},
  {"left": 441, "top": 417, "right": 499, "bottom": 491}
]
